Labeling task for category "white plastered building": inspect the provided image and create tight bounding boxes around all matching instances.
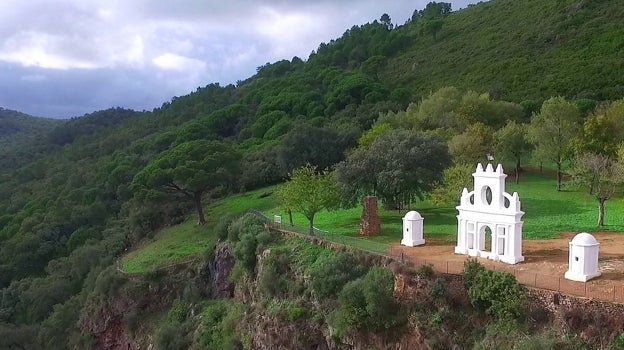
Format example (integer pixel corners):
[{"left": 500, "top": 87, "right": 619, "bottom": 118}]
[
  {"left": 565, "top": 232, "right": 601, "bottom": 282},
  {"left": 455, "top": 163, "right": 525, "bottom": 264},
  {"left": 401, "top": 210, "right": 425, "bottom": 247}
]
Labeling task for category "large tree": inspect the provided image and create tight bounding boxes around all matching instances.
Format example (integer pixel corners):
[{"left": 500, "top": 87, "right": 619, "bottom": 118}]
[
  {"left": 528, "top": 96, "right": 581, "bottom": 191},
  {"left": 448, "top": 122, "right": 494, "bottom": 165},
  {"left": 132, "top": 140, "right": 240, "bottom": 225},
  {"left": 494, "top": 120, "right": 532, "bottom": 184},
  {"left": 572, "top": 99, "right": 624, "bottom": 157},
  {"left": 276, "top": 165, "right": 340, "bottom": 234},
  {"left": 568, "top": 153, "right": 624, "bottom": 227},
  {"left": 336, "top": 129, "right": 450, "bottom": 209}
]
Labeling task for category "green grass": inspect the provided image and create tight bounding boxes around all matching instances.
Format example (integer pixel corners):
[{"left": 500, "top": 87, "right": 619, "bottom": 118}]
[
  {"left": 120, "top": 186, "right": 278, "bottom": 274},
  {"left": 120, "top": 219, "right": 216, "bottom": 274},
  {"left": 121, "top": 170, "right": 624, "bottom": 272}
]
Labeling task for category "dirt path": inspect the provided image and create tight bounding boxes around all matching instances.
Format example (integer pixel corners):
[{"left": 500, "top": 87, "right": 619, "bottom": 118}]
[{"left": 389, "top": 232, "right": 624, "bottom": 298}]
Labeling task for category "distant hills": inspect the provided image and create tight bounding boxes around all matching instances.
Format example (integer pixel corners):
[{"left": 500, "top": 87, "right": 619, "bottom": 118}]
[{"left": 0, "top": 108, "right": 61, "bottom": 170}]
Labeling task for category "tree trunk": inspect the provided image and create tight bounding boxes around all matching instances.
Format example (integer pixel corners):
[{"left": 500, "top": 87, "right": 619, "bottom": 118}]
[
  {"left": 288, "top": 209, "right": 294, "bottom": 227},
  {"left": 598, "top": 198, "right": 606, "bottom": 227},
  {"left": 308, "top": 214, "right": 315, "bottom": 235},
  {"left": 556, "top": 163, "right": 562, "bottom": 192},
  {"left": 515, "top": 157, "right": 520, "bottom": 184},
  {"left": 194, "top": 192, "right": 206, "bottom": 225}
]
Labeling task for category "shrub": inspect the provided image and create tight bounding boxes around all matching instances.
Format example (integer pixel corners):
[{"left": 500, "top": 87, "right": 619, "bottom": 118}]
[
  {"left": 429, "top": 277, "right": 447, "bottom": 304},
  {"left": 258, "top": 247, "right": 294, "bottom": 298},
  {"left": 232, "top": 219, "right": 274, "bottom": 273},
  {"left": 465, "top": 261, "right": 527, "bottom": 323},
  {"left": 416, "top": 263, "right": 434, "bottom": 278},
  {"left": 154, "top": 322, "right": 189, "bottom": 350},
  {"left": 331, "top": 267, "right": 403, "bottom": 337},
  {"left": 166, "top": 299, "right": 187, "bottom": 324},
  {"left": 215, "top": 213, "right": 236, "bottom": 241},
  {"left": 227, "top": 213, "right": 265, "bottom": 242},
  {"left": 197, "top": 301, "right": 243, "bottom": 350},
  {"left": 309, "top": 252, "right": 368, "bottom": 299}
]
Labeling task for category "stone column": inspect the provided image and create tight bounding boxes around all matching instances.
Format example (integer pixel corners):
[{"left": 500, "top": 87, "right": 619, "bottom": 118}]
[{"left": 359, "top": 196, "right": 381, "bottom": 236}]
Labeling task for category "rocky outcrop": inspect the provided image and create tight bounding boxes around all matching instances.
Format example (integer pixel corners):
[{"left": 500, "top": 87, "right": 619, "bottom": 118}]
[
  {"left": 80, "top": 293, "right": 139, "bottom": 350},
  {"left": 198, "top": 244, "right": 235, "bottom": 298}
]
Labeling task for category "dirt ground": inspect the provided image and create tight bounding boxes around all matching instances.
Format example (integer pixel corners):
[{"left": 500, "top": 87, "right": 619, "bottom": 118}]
[{"left": 390, "top": 232, "right": 624, "bottom": 285}]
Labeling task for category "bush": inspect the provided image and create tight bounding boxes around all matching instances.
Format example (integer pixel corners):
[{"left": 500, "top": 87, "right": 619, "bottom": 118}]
[
  {"left": 258, "top": 247, "right": 294, "bottom": 298},
  {"left": 197, "top": 301, "right": 243, "bottom": 350},
  {"left": 166, "top": 300, "right": 188, "bottom": 324},
  {"left": 154, "top": 322, "right": 189, "bottom": 350},
  {"left": 429, "top": 277, "right": 447, "bottom": 304},
  {"left": 309, "top": 252, "right": 368, "bottom": 299},
  {"left": 227, "top": 213, "right": 265, "bottom": 242},
  {"left": 331, "top": 267, "right": 403, "bottom": 337},
  {"left": 215, "top": 213, "right": 236, "bottom": 241},
  {"left": 416, "top": 263, "right": 434, "bottom": 278},
  {"left": 464, "top": 261, "right": 527, "bottom": 323},
  {"left": 231, "top": 217, "right": 274, "bottom": 273}
]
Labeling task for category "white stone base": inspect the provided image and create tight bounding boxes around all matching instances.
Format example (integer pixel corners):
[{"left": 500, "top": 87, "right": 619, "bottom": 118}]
[
  {"left": 564, "top": 270, "right": 601, "bottom": 282},
  {"left": 498, "top": 255, "right": 524, "bottom": 265},
  {"left": 454, "top": 247, "right": 524, "bottom": 264},
  {"left": 454, "top": 246, "right": 468, "bottom": 255},
  {"left": 401, "top": 238, "right": 425, "bottom": 247}
]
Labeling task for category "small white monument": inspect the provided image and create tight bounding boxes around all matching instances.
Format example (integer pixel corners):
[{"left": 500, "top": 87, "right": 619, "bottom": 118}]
[
  {"left": 565, "top": 232, "right": 601, "bottom": 282},
  {"left": 401, "top": 211, "right": 424, "bottom": 247},
  {"left": 455, "top": 163, "right": 525, "bottom": 264}
]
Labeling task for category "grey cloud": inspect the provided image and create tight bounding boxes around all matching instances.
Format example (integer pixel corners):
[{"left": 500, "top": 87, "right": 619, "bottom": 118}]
[{"left": 0, "top": 0, "right": 479, "bottom": 118}]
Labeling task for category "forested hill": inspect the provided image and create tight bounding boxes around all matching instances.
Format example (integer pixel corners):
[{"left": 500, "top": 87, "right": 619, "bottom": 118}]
[
  {"left": 381, "top": 0, "right": 624, "bottom": 102},
  {"left": 0, "top": 108, "right": 61, "bottom": 169},
  {"left": 1, "top": 0, "right": 624, "bottom": 347}
]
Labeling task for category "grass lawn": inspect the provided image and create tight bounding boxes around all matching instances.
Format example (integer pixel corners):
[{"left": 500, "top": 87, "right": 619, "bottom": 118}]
[
  {"left": 120, "top": 219, "right": 216, "bottom": 273},
  {"left": 120, "top": 186, "right": 278, "bottom": 273},
  {"left": 120, "top": 170, "right": 624, "bottom": 272}
]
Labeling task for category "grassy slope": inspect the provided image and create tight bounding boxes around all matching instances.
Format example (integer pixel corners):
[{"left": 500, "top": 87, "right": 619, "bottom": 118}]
[
  {"left": 120, "top": 186, "right": 278, "bottom": 273},
  {"left": 121, "top": 170, "right": 624, "bottom": 272},
  {"left": 383, "top": 0, "right": 624, "bottom": 102}
]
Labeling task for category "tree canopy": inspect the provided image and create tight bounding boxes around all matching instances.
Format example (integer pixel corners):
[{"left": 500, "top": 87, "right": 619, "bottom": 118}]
[
  {"left": 276, "top": 165, "right": 340, "bottom": 234},
  {"left": 336, "top": 129, "right": 450, "bottom": 209},
  {"left": 132, "top": 140, "right": 240, "bottom": 225}
]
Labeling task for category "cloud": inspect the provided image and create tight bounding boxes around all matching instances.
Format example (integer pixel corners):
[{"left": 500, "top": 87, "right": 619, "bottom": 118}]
[{"left": 0, "top": 0, "right": 479, "bottom": 118}]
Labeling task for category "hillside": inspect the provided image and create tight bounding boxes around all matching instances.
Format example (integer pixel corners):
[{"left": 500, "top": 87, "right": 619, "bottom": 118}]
[
  {"left": 0, "top": 108, "right": 61, "bottom": 170},
  {"left": 382, "top": 0, "right": 624, "bottom": 102},
  {"left": 2, "top": 0, "right": 624, "bottom": 348}
]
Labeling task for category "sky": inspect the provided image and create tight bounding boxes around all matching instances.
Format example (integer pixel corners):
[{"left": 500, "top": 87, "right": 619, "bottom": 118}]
[{"left": 0, "top": 0, "right": 477, "bottom": 119}]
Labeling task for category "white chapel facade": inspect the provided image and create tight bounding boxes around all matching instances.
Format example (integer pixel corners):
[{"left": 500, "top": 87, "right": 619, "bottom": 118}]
[{"left": 455, "top": 163, "right": 525, "bottom": 264}]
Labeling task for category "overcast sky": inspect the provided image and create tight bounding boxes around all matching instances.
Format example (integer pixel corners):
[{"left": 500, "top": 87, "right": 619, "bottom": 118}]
[{"left": 0, "top": 0, "right": 477, "bottom": 119}]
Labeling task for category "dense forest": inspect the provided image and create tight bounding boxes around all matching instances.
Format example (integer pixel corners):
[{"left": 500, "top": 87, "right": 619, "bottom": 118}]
[{"left": 2, "top": 0, "right": 624, "bottom": 348}]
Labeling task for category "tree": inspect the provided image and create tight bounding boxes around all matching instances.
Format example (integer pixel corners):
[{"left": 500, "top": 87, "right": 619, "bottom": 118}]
[
  {"left": 422, "top": 18, "right": 444, "bottom": 40},
  {"left": 572, "top": 99, "right": 624, "bottom": 157},
  {"left": 430, "top": 164, "right": 474, "bottom": 205},
  {"left": 494, "top": 120, "right": 532, "bottom": 184},
  {"left": 132, "top": 140, "right": 240, "bottom": 225},
  {"left": 568, "top": 153, "right": 624, "bottom": 227},
  {"left": 276, "top": 165, "right": 340, "bottom": 234},
  {"left": 380, "top": 13, "right": 392, "bottom": 30},
  {"left": 528, "top": 96, "right": 581, "bottom": 191},
  {"left": 336, "top": 129, "right": 450, "bottom": 209},
  {"left": 448, "top": 122, "right": 494, "bottom": 166}
]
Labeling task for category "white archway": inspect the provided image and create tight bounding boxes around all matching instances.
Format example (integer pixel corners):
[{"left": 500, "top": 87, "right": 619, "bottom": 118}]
[{"left": 454, "top": 163, "right": 524, "bottom": 264}]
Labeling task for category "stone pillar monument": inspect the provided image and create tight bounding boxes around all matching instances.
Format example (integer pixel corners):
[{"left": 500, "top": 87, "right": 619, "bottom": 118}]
[{"left": 359, "top": 196, "right": 381, "bottom": 236}]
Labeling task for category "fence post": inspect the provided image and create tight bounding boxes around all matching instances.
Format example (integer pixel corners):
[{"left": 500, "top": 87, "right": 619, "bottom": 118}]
[
  {"left": 558, "top": 278, "right": 561, "bottom": 292},
  {"left": 446, "top": 261, "right": 449, "bottom": 274},
  {"left": 614, "top": 286, "right": 616, "bottom": 302},
  {"left": 534, "top": 273, "right": 537, "bottom": 287}
]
